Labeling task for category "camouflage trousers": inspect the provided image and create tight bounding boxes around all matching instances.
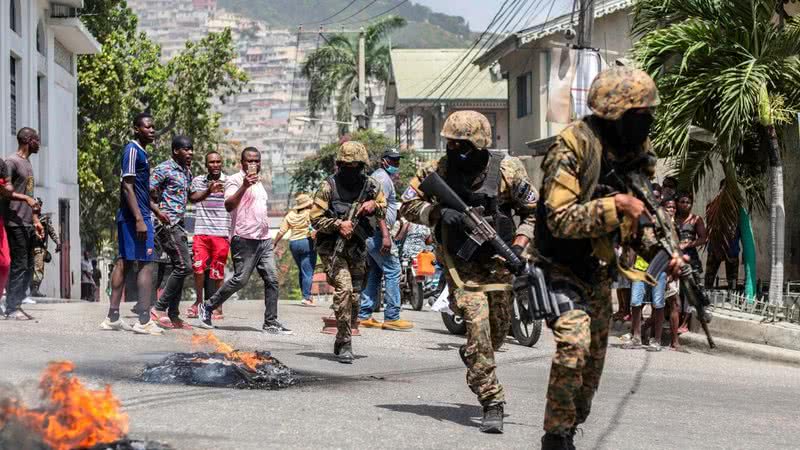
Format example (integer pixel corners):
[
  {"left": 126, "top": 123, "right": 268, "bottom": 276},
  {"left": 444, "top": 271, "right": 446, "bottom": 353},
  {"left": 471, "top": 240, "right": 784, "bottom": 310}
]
[
  {"left": 321, "top": 253, "right": 366, "bottom": 345},
  {"left": 543, "top": 277, "right": 613, "bottom": 434},
  {"left": 32, "top": 247, "right": 46, "bottom": 283},
  {"left": 446, "top": 262, "right": 513, "bottom": 405}
]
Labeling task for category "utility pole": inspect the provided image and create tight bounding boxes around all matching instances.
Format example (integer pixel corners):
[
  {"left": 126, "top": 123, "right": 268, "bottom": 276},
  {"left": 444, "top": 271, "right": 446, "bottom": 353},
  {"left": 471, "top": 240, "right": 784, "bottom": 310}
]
[
  {"left": 358, "top": 28, "right": 366, "bottom": 102},
  {"left": 576, "top": 0, "right": 594, "bottom": 48}
]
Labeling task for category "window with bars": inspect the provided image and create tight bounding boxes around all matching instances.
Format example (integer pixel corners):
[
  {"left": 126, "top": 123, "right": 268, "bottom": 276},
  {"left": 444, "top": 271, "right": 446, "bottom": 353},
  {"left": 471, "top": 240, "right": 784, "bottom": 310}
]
[{"left": 10, "top": 57, "right": 18, "bottom": 135}]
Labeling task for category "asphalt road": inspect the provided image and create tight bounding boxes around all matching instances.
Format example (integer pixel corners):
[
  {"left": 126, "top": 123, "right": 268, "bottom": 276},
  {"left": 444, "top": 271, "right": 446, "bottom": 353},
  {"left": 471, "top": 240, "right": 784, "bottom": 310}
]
[{"left": 2, "top": 300, "right": 799, "bottom": 449}]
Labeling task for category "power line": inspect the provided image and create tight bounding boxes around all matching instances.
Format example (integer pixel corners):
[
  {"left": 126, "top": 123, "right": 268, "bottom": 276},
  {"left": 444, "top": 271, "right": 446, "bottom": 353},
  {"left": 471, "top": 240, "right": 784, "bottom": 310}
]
[
  {"left": 393, "top": 0, "right": 520, "bottom": 146},
  {"left": 324, "top": 0, "right": 381, "bottom": 25},
  {"left": 340, "top": 0, "right": 409, "bottom": 26},
  {"left": 406, "top": 0, "right": 528, "bottom": 130},
  {"left": 449, "top": 0, "right": 548, "bottom": 100},
  {"left": 403, "top": 0, "right": 520, "bottom": 110},
  {"left": 303, "top": 0, "right": 359, "bottom": 26}
]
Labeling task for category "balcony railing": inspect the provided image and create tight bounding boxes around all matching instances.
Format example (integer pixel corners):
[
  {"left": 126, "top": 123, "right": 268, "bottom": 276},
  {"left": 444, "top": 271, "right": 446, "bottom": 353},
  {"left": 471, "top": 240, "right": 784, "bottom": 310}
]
[{"left": 50, "top": 4, "right": 80, "bottom": 18}]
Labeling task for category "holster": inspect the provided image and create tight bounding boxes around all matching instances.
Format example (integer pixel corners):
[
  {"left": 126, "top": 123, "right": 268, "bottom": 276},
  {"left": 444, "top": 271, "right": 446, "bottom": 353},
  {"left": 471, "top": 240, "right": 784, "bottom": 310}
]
[{"left": 513, "top": 264, "right": 578, "bottom": 323}]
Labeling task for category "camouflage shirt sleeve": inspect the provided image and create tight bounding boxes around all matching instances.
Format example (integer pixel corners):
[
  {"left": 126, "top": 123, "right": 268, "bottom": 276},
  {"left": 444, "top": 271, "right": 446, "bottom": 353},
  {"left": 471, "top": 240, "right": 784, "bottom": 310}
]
[
  {"left": 46, "top": 221, "right": 60, "bottom": 245},
  {"left": 499, "top": 156, "right": 538, "bottom": 241},
  {"left": 540, "top": 132, "right": 620, "bottom": 239},
  {"left": 399, "top": 160, "right": 441, "bottom": 227},
  {"left": 309, "top": 180, "right": 338, "bottom": 234}
]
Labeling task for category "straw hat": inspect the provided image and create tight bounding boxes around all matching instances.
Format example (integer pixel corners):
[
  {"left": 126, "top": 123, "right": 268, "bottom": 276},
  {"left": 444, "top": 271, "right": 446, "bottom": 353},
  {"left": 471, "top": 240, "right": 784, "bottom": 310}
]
[{"left": 293, "top": 193, "right": 313, "bottom": 211}]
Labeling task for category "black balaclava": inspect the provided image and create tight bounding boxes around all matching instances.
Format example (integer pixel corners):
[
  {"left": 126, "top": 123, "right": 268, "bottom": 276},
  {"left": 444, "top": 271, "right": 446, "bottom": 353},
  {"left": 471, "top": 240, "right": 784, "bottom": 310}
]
[
  {"left": 337, "top": 163, "right": 365, "bottom": 189},
  {"left": 446, "top": 140, "right": 489, "bottom": 178},
  {"left": 598, "top": 109, "right": 654, "bottom": 156}
]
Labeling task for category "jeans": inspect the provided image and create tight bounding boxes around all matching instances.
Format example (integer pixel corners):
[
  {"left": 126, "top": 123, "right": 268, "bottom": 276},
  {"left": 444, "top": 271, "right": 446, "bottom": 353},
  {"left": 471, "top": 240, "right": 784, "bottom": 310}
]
[
  {"left": 289, "top": 238, "right": 317, "bottom": 299},
  {"left": 154, "top": 223, "right": 192, "bottom": 318},
  {"left": 206, "top": 236, "right": 279, "bottom": 323},
  {"left": 5, "top": 226, "right": 34, "bottom": 313},
  {"left": 359, "top": 233, "right": 401, "bottom": 321},
  {"left": 631, "top": 272, "right": 667, "bottom": 309}
]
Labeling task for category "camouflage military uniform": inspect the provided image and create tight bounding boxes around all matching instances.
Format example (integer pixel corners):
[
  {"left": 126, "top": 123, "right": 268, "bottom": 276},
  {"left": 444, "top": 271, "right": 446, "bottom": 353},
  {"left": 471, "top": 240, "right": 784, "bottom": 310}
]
[
  {"left": 401, "top": 113, "right": 537, "bottom": 408},
  {"left": 31, "top": 215, "right": 60, "bottom": 292},
  {"left": 310, "top": 142, "right": 387, "bottom": 350},
  {"left": 537, "top": 67, "right": 660, "bottom": 440}
]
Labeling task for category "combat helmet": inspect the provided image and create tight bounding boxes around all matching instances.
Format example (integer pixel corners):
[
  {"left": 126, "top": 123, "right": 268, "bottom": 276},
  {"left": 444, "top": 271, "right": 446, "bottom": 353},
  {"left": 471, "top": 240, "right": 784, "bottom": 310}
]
[
  {"left": 588, "top": 67, "right": 660, "bottom": 120},
  {"left": 440, "top": 110, "right": 492, "bottom": 150},
  {"left": 336, "top": 141, "right": 369, "bottom": 164}
]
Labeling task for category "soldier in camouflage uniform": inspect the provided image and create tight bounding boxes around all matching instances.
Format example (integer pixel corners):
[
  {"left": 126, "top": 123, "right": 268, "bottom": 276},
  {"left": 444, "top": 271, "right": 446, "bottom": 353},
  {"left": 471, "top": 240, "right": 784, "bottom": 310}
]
[
  {"left": 400, "top": 110, "right": 538, "bottom": 434},
  {"left": 30, "top": 208, "right": 60, "bottom": 298},
  {"left": 536, "top": 67, "right": 684, "bottom": 449},
  {"left": 310, "top": 141, "right": 388, "bottom": 364}
]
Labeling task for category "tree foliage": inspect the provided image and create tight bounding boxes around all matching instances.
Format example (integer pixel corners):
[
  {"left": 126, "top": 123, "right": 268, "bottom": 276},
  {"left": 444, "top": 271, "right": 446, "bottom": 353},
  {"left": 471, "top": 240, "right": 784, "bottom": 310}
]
[
  {"left": 633, "top": 1, "right": 799, "bottom": 223},
  {"left": 301, "top": 16, "right": 406, "bottom": 133},
  {"left": 78, "top": 0, "right": 248, "bottom": 251},
  {"left": 290, "top": 129, "right": 417, "bottom": 197},
  {"left": 633, "top": 0, "right": 800, "bottom": 301}
]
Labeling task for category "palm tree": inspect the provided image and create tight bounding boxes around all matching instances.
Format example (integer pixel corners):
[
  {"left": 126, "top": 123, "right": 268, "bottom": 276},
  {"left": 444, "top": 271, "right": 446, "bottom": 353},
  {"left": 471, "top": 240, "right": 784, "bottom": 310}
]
[
  {"left": 632, "top": 0, "right": 800, "bottom": 304},
  {"left": 301, "top": 15, "right": 406, "bottom": 134}
]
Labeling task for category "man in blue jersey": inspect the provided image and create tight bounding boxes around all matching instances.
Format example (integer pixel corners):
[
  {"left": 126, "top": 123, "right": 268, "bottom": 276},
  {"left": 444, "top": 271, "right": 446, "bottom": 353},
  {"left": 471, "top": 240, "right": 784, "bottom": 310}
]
[{"left": 99, "top": 112, "right": 163, "bottom": 335}]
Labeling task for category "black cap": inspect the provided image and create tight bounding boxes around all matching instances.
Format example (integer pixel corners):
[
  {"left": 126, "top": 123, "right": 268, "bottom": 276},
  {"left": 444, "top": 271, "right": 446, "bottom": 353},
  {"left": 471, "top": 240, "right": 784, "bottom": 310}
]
[
  {"left": 172, "top": 135, "right": 193, "bottom": 150},
  {"left": 382, "top": 148, "right": 401, "bottom": 159}
]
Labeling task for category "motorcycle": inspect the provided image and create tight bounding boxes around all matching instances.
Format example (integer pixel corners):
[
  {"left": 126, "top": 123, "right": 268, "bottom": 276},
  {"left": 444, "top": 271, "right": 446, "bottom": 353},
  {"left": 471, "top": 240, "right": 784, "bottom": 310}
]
[
  {"left": 436, "top": 281, "right": 543, "bottom": 348},
  {"left": 399, "top": 252, "right": 426, "bottom": 311}
]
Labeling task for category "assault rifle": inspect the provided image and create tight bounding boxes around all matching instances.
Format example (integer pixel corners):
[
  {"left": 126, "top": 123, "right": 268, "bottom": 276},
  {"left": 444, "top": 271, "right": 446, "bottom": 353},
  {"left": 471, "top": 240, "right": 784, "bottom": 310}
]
[
  {"left": 418, "top": 172, "right": 561, "bottom": 322},
  {"left": 624, "top": 170, "right": 716, "bottom": 349},
  {"left": 327, "top": 179, "right": 372, "bottom": 279}
]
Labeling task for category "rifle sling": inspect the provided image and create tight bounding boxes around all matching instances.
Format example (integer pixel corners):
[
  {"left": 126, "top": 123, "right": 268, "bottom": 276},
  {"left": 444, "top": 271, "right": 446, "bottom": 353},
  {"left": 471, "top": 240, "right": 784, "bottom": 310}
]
[{"left": 442, "top": 227, "right": 511, "bottom": 293}]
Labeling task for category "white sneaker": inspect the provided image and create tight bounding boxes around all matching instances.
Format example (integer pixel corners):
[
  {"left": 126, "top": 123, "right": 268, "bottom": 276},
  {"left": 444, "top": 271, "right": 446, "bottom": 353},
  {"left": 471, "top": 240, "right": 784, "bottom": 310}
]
[
  {"left": 22, "top": 297, "right": 36, "bottom": 305},
  {"left": 99, "top": 317, "right": 133, "bottom": 331},
  {"left": 133, "top": 320, "right": 164, "bottom": 335}
]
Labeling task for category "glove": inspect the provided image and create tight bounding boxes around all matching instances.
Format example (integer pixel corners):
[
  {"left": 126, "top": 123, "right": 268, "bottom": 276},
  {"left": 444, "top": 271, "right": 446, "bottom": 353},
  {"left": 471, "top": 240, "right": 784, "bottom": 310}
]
[
  {"left": 511, "top": 245, "right": 525, "bottom": 258},
  {"left": 440, "top": 208, "right": 465, "bottom": 227}
]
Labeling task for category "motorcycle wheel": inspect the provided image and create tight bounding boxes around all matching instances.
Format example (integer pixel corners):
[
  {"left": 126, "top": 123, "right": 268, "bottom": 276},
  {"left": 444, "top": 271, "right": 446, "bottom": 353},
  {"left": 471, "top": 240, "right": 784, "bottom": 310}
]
[
  {"left": 441, "top": 312, "right": 467, "bottom": 335},
  {"left": 411, "top": 281, "right": 424, "bottom": 311},
  {"left": 511, "top": 317, "right": 542, "bottom": 347}
]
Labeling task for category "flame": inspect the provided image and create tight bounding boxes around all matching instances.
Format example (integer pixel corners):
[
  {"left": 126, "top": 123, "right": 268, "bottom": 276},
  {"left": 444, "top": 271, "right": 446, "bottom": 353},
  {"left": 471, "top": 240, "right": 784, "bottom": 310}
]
[
  {"left": 0, "top": 361, "right": 128, "bottom": 450},
  {"left": 191, "top": 332, "right": 267, "bottom": 372}
]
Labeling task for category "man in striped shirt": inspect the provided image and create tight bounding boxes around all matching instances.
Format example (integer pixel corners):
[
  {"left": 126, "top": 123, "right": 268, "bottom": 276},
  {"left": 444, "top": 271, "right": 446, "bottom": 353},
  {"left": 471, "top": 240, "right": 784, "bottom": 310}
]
[{"left": 187, "top": 151, "right": 230, "bottom": 319}]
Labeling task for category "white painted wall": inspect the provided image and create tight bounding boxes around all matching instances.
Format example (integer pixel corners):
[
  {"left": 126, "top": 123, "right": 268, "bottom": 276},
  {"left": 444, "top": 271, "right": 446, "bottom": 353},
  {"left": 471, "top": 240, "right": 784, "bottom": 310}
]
[{"left": 1, "top": 0, "right": 84, "bottom": 298}]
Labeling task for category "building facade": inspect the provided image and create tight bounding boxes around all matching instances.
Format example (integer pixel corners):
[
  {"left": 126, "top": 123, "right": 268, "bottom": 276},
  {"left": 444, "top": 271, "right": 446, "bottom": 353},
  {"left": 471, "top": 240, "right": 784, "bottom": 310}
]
[
  {"left": 1, "top": 0, "right": 100, "bottom": 298},
  {"left": 384, "top": 49, "right": 508, "bottom": 153}
]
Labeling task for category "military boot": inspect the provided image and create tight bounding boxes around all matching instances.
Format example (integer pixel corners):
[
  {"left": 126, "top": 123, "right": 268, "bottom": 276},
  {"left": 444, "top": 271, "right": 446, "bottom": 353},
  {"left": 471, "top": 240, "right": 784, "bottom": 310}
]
[
  {"left": 337, "top": 342, "right": 354, "bottom": 364},
  {"left": 333, "top": 340, "right": 345, "bottom": 355},
  {"left": 479, "top": 402, "right": 504, "bottom": 434},
  {"left": 566, "top": 427, "right": 578, "bottom": 450},
  {"left": 541, "top": 432, "right": 571, "bottom": 450},
  {"left": 30, "top": 282, "right": 44, "bottom": 298}
]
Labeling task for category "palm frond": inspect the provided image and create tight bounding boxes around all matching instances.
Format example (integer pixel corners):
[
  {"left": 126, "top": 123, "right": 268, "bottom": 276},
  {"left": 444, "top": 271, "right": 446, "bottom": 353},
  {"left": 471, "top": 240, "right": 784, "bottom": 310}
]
[{"left": 364, "top": 15, "right": 407, "bottom": 47}]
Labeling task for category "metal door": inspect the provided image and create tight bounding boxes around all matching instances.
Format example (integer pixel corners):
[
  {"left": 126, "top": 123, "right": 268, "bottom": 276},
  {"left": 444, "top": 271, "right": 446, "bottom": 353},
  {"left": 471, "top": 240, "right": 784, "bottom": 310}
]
[{"left": 59, "top": 199, "right": 70, "bottom": 298}]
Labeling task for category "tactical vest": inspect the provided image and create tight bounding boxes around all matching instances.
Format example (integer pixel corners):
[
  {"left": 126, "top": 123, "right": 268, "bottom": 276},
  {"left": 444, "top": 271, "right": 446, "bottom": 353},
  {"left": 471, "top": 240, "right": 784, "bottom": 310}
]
[
  {"left": 535, "top": 118, "right": 625, "bottom": 282},
  {"left": 436, "top": 151, "right": 516, "bottom": 264},
  {"left": 316, "top": 174, "right": 375, "bottom": 249}
]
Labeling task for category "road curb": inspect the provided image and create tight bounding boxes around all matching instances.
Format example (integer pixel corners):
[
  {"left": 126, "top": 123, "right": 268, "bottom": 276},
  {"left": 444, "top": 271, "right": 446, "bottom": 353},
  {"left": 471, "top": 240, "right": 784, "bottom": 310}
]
[
  {"left": 26, "top": 297, "right": 84, "bottom": 304},
  {"left": 681, "top": 332, "right": 800, "bottom": 367}
]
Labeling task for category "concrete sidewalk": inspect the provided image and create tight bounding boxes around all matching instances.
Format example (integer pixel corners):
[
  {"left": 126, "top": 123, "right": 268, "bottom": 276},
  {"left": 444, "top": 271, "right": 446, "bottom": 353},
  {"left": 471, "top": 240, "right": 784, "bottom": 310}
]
[{"left": 682, "top": 308, "right": 800, "bottom": 366}]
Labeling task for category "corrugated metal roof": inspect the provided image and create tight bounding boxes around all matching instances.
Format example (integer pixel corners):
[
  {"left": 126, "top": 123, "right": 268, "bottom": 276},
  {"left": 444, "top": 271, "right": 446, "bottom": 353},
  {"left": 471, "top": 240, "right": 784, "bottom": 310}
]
[{"left": 390, "top": 49, "right": 507, "bottom": 102}]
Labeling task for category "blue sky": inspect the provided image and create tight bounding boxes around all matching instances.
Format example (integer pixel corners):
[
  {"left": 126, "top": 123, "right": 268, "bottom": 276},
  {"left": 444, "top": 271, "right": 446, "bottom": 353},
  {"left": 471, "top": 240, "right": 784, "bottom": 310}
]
[{"left": 415, "top": 0, "right": 575, "bottom": 32}]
